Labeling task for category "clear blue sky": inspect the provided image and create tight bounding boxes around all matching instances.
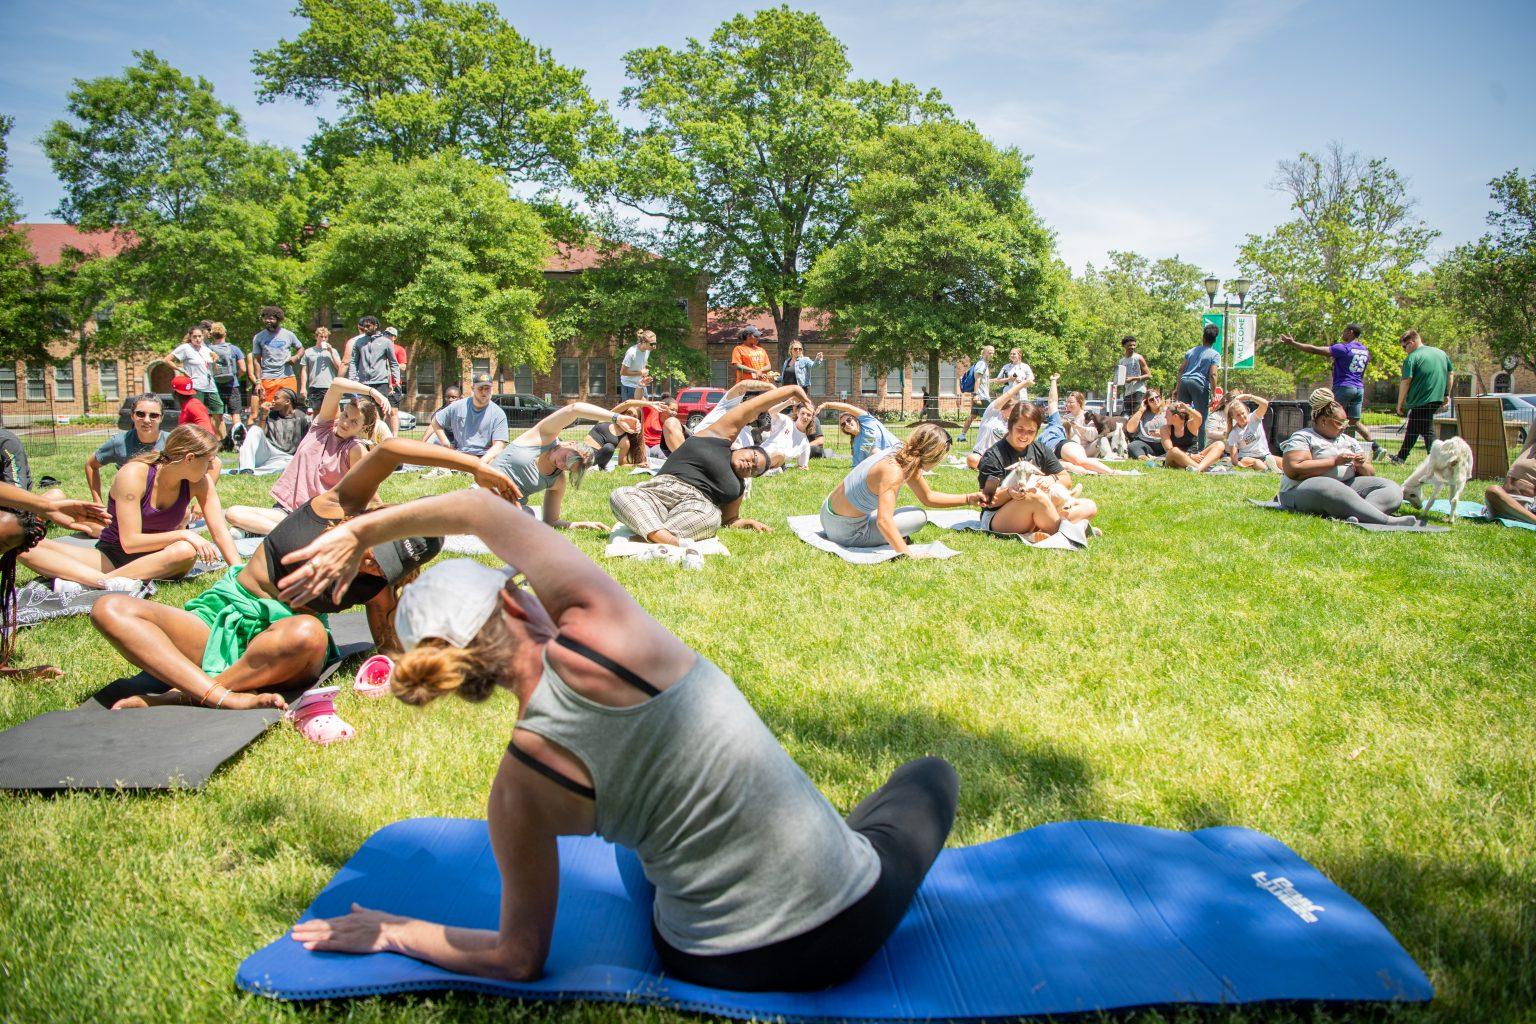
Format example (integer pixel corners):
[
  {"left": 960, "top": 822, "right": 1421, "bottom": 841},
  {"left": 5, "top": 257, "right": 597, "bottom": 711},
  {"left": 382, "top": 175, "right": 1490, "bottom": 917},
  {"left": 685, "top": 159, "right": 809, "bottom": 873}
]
[{"left": 4, "top": 0, "right": 1534, "bottom": 281}]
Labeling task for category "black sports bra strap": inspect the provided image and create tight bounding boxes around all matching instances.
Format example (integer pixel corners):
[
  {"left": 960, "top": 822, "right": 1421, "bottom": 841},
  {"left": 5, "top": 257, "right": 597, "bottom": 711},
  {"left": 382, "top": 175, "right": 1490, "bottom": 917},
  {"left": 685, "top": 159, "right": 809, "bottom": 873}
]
[
  {"left": 553, "top": 634, "right": 662, "bottom": 697},
  {"left": 507, "top": 741, "right": 595, "bottom": 800}
]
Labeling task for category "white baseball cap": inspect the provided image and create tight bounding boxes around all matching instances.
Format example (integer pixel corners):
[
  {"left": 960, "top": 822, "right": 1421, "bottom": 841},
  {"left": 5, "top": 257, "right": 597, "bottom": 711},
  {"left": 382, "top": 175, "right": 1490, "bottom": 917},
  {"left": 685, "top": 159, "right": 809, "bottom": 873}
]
[{"left": 394, "top": 559, "right": 515, "bottom": 650}]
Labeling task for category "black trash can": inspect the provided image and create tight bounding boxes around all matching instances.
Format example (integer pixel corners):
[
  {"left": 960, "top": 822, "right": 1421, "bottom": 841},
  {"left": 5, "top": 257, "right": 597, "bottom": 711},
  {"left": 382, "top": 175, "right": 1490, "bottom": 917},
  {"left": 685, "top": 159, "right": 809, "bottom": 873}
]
[{"left": 1263, "top": 400, "right": 1310, "bottom": 455}]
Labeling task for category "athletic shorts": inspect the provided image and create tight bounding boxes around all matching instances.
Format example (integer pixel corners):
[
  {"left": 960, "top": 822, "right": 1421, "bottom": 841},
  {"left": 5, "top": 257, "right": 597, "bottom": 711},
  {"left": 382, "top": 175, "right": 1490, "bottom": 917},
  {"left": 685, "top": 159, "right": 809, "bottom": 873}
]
[
  {"left": 94, "top": 538, "right": 138, "bottom": 570},
  {"left": 259, "top": 377, "right": 299, "bottom": 405},
  {"left": 1333, "top": 386, "right": 1365, "bottom": 420},
  {"left": 215, "top": 378, "right": 244, "bottom": 413},
  {"left": 972, "top": 399, "right": 989, "bottom": 416},
  {"left": 197, "top": 389, "right": 225, "bottom": 416}
]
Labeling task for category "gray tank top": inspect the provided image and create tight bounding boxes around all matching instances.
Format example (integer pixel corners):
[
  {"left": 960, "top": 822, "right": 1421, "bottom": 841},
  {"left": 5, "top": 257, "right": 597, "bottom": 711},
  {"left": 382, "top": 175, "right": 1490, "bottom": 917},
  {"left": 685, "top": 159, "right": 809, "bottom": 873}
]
[
  {"left": 515, "top": 645, "right": 880, "bottom": 955},
  {"left": 1119, "top": 354, "right": 1145, "bottom": 394},
  {"left": 493, "top": 439, "right": 561, "bottom": 503}
]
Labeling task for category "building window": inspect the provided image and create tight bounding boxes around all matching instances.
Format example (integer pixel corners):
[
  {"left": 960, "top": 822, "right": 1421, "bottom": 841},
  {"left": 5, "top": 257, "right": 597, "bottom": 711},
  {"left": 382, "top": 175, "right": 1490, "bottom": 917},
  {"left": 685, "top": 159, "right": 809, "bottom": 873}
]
[
  {"left": 560, "top": 357, "right": 581, "bottom": 396},
  {"left": 860, "top": 364, "right": 880, "bottom": 396},
  {"left": 0, "top": 366, "right": 16, "bottom": 402},
  {"left": 588, "top": 357, "right": 608, "bottom": 396},
  {"left": 1492, "top": 372, "right": 1512, "bottom": 394},
  {"left": 938, "top": 361, "right": 957, "bottom": 397},
  {"left": 97, "top": 361, "right": 120, "bottom": 401},
  {"left": 26, "top": 364, "right": 46, "bottom": 402},
  {"left": 415, "top": 358, "right": 439, "bottom": 399},
  {"left": 885, "top": 368, "right": 903, "bottom": 397},
  {"left": 710, "top": 359, "right": 729, "bottom": 389},
  {"left": 806, "top": 358, "right": 827, "bottom": 395},
  {"left": 471, "top": 357, "right": 492, "bottom": 383},
  {"left": 54, "top": 362, "right": 76, "bottom": 402},
  {"left": 834, "top": 359, "right": 852, "bottom": 397},
  {"left": 513, "top": 364, "right": 534, "bottom": 393}
]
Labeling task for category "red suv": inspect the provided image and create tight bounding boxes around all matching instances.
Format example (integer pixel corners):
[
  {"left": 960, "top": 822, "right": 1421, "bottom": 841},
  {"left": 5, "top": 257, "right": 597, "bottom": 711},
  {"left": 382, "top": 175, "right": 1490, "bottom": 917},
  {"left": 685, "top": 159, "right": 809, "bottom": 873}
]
[{"left": 675, "top": 387, "right": 727, "bottom": 430}]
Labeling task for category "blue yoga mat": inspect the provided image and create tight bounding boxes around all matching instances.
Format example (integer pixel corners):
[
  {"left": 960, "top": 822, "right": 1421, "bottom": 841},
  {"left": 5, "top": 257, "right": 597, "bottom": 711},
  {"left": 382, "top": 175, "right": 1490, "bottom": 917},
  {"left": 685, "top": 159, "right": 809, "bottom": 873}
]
[
  {"left": 1428, "top": 498, "right": 1536, "bottom": 531},
  {"left": 238, "top": 817, "right": 1431, "bottom": 1018}
]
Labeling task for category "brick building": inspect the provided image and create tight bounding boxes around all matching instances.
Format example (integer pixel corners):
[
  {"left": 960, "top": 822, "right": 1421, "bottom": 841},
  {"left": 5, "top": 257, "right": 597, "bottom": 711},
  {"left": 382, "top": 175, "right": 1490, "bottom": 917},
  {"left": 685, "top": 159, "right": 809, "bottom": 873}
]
[{"left": 4, "top": 225, "right": 709, "bottom": 423}]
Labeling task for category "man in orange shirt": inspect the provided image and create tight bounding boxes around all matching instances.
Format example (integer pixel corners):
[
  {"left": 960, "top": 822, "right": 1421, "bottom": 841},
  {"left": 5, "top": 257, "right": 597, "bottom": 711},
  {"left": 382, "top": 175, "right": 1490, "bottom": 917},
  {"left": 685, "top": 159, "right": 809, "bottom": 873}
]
[{"left": 730, "top": 327, "right": 775, "bottom": 386}]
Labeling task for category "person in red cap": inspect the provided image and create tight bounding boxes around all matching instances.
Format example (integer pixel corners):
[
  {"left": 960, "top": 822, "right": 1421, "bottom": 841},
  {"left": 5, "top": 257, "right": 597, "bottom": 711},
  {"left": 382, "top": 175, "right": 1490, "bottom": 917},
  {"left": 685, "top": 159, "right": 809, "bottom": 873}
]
[{"left": 173, "top": 375, "right": 215, "bottom": 434}]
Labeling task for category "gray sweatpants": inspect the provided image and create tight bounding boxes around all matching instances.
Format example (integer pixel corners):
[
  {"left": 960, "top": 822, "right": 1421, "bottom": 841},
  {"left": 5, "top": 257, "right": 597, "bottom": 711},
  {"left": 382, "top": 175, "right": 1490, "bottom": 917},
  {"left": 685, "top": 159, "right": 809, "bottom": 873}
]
[
  {"left": 610, "top": 474, "right": 722, "bottom": 541},
  {"left": 819, "top": 502, "right": 927, "bottom": 548},
  {"left": 1279, "top": 476, "right": 1406, "bottom": 525}
]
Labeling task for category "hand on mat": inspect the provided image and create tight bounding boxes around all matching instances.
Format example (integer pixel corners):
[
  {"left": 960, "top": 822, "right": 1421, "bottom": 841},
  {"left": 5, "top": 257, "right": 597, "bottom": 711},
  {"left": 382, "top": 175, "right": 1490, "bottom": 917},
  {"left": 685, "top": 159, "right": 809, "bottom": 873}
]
[
  {"left": 292, "top": 902, "right": 408, "bottom": 954},
  {"left": 471, "top": 464, "right": 522, "bottom": 503},
  {"left": 278, "top": 524, "right": 364, "bottom": 607},
  {"left": 47, "top": 498, "right": 109, "bottom": 529}
]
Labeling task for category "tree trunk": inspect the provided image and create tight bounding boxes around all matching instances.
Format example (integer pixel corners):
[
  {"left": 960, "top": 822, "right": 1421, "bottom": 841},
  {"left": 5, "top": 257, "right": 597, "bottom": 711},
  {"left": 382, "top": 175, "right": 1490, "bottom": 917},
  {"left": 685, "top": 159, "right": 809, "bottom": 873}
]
[
  {"left": 774, "top": 306, "right": 802, "bottom": 368},
  {"left": 926, "top": 348, "right": 941, "bottom": 421}
]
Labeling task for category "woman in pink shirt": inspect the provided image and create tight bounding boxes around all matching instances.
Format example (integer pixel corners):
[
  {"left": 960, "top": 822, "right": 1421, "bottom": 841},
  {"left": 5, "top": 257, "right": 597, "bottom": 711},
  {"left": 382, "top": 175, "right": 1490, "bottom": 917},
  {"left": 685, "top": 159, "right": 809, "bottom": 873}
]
[{"left": 227, "top": 378, "right": 391, "bottom": 537}]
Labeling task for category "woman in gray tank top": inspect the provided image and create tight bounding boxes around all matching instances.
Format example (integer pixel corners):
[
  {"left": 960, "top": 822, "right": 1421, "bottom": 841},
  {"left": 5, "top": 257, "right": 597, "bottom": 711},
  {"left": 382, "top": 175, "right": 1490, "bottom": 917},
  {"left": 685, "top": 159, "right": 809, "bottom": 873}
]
[
  {"left": 280, "top": 489, "right": 958, "bottom": 992},
  {"left": 491, "top": 402, "right": 642, "bottom": 530}
]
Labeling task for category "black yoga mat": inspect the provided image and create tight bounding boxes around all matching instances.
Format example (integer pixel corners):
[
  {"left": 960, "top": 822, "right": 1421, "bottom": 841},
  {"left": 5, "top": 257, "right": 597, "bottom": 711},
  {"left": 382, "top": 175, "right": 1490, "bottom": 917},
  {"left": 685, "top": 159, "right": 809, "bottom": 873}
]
[{"left": 0, "top": 612, "right": 374, "bottom": 793}]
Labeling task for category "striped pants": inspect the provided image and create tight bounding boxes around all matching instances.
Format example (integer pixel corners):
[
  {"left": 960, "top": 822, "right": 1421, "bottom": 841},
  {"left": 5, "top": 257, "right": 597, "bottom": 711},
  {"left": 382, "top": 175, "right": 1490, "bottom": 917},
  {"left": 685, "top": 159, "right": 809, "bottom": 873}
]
[{"left": 609, "top": 475, "right": 722, "bottom": 541}]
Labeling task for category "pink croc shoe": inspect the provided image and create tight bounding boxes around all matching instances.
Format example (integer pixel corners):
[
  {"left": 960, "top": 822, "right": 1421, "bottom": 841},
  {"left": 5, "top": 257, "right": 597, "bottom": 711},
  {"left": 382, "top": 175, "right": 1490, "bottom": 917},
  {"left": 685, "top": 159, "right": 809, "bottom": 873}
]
[
  {"left": 354, "top": 655, "right": 395, "bottom": 699},
  {"left": 284, "top": 686, "right": 356, "bottom": 746}
]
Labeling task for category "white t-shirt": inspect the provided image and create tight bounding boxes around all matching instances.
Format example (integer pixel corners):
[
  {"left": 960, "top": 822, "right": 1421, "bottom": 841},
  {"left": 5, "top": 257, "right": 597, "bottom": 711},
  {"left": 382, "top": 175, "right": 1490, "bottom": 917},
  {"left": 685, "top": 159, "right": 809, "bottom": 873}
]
[
  {"left": 1228, "top": 416, "right": 1268, "bottom": 458},
  {"left": 972, "top": 358, "right": 992, "bottom": 401},
  {"left": 622, "top": 344, "right": 650, "bottom": 381},
  {"left": 999, "top": 362, "right": 1033, "bottom": 397},
  {"left": 173, "top": 343, "right": 216, "bottom": 392},
  {"left": 695, "top": 395, "right": 754, "bottom": 448},
  {"left": 762, "top": 412, "right": 810, "bottom": 468},
  {"left": 971, "top": 402, "right": 1008, "bottom": 456},
  {"left": 1279, "top": 428, "right": 1364, "bottom": 492}
]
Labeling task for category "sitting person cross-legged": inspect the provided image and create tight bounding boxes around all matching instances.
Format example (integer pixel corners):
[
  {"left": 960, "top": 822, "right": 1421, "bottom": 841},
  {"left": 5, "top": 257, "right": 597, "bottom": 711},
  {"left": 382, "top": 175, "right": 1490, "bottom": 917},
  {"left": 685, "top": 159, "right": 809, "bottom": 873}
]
[
  {"left": 1036, "top": 374, "right": 1125, "bottom": 476},
  {"left": 237, "top": 387, "right": 310, "bottom": 475},
  {"left": 274, "top": 488, "right": 959, "bottom": 991},
  {"left": 641, "top": 395, "right": 687, "bottom": 462},
  {"left": 1276, "top": 400, "right": 1411, "bottom": 525},
  {"left": 18, "top": 425, "right": 239, "bottom": 592},
  {"left": 494, "top": 402, "right": 642, "bottom": 529},
  {"left": 976, "top": 403, "right": 1099, "bottom": 539},
  {"left": 1223, "top": 393, "right": 1276, "bottom": 471},
  {"left": 584, "top": 399, "right": 655, "bottom": 471},
  {"left": 1125, "top": 389, "right": 1167, "bottom": 460},
  {"left": 820, "top": 424, "right": 983, "bottom": 554},
  {"left": 608, "top": 385, "right": 804, "bottom": 546},
  {"left": 225, "top": 378, "right": 389, "bottom": 537},
  {"left": 89, "top": 436, "right": 519, "bottom": 717},
  {"left": 1482, "top": 429, "right": 1536, "bottom": 527},
  {"left": 432, "top": 373, "right": 510, "bottom": 463},
  {"left": 1158, "top": 401, "right": 1225, "bottom": 471}
]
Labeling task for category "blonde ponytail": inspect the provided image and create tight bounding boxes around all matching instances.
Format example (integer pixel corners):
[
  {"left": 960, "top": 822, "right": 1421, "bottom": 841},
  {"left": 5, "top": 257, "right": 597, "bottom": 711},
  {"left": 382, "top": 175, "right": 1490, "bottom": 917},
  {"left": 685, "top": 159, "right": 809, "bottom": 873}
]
[{"left": 894, "top": 422, "right": 952, "bottom": 474}]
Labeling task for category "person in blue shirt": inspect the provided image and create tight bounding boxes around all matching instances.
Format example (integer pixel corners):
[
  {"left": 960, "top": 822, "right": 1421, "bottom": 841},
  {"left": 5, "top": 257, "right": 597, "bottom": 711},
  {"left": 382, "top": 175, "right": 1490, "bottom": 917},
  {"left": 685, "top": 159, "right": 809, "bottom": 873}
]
[
  {"left": 820, "top": 401, "right": 899, "bottom": 465},
  {"left": 1176, "top": 323, "right": 1221, "bottom": 447}
]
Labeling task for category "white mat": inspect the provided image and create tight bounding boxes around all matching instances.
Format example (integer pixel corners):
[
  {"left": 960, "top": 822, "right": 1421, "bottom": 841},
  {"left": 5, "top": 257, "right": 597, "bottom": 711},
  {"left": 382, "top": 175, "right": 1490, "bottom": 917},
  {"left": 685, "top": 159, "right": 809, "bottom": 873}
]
[
  {"left": 785, "top": 515, "right": 961, "bottom": 564},
  {"left": 925, "top": 508, "right": 1091, "bottom": 550},
  {"left": 604, "top": 525, "right": 730, "bottom": 560}
]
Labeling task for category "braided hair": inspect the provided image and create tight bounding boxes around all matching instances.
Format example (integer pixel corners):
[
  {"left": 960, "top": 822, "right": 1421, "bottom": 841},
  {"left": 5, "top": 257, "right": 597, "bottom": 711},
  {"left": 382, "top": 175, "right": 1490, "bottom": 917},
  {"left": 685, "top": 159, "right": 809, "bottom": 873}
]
[{"left": 0, "top": 509, "right": 48, "bottom": 669}]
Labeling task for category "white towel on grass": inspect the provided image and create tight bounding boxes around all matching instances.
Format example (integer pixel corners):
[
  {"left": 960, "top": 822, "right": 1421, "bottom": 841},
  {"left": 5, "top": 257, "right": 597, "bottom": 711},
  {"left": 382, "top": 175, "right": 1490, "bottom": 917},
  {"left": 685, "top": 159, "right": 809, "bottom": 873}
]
[
  {"left": 925, "top": 508, "right": 1091, "bottom": 550},
  {"left": 604, "top": 525, "right": 730, "bottom": 559},
  {"left": 785, "top": 515, "right": 960, "bottom": 564}
]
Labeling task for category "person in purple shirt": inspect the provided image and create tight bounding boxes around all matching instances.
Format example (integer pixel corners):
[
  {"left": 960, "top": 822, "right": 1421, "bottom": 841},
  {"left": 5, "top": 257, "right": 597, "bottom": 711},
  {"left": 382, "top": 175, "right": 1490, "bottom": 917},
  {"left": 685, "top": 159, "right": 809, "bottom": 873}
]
[{"left": 1278, "top": 324, "right": 1386, "bottom": 460}]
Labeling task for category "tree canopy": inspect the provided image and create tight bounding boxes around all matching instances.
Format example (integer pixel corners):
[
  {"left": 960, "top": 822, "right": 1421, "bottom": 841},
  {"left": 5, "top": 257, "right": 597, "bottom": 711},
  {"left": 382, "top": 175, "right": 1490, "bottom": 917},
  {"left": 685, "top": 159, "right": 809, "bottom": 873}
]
[
  {"left": 805, "top": 120, "right": 1061, "bottom": 399},
  {"left": 1066, "top": 252, "right": 1208, "bottom": 392},
  {"left": 1442, "top": 169, "right": 1536, "bottom": 372},
  {"left": 0, "top": 117, "right": 56, "bottom": 363}
]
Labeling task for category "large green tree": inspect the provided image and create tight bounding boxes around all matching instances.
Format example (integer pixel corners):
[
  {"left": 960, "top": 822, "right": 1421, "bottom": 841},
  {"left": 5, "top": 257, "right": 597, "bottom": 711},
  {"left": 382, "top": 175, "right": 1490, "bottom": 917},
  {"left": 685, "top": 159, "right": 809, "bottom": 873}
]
[
  {"left": 586, "top": 5, "right": 948, "bottom": 363},
  {"left": 308, "top": 154, "right": 552, "bottom": 390},
  {"left": 1237, "top": 142, "right": 1437, "bottom": 381},
  {"left": 254, "top": 0, "right": 611, "bottom": 184},
  {"left": 1443, "top": 169, "right": 1536, "bottom": 372},
  {"left": 0, "top": 116, "right": 57, "bottom": 364},
  {"left": 1068, "top": 251, "right": 1209, "bottom": 392},
  {"left": 804, "top": 121, "right": 1061, "bottom": 402},
  {"left": 41, "top": 51, "right": 311, "bottom": 361}
]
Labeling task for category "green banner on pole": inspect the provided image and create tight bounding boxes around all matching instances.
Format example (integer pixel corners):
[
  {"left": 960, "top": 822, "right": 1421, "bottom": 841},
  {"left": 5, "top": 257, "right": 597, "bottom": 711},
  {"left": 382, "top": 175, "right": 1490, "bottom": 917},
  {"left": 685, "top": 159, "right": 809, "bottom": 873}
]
[
  {"left": 1202, "top": 312, "right": 1224, "bottom": 354},
  {"left": 1230, "top": 313, "right": 1256, "bottom": 370}
]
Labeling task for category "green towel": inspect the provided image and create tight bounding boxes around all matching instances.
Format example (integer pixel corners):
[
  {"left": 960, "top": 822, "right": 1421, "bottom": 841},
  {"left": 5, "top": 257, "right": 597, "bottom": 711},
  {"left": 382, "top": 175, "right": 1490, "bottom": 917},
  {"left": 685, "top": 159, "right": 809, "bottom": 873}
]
[{"left": 185, "top": 572, "right": 339, "bottom": 677}]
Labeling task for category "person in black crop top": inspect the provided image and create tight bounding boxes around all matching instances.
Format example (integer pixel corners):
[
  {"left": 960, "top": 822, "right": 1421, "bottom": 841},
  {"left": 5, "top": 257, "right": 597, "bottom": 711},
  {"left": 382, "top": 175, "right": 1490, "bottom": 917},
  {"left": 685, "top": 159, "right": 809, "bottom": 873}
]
[
  {"left": 1158, "top": 401, "right": 1225, "bottom": 472},
  {"left": 89, "top": 438, "right": 520, "bottom": 713},
  {"left": 607, "top": 383, "right": 813, "bottom": 547}
]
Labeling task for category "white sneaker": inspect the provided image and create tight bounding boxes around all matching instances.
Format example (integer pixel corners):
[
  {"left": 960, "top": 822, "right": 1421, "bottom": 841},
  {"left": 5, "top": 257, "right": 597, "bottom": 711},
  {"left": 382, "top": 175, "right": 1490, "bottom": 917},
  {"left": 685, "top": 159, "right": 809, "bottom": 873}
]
[
  {"left": 52, "top": 579, "right": 85, "bottom": 598},
  {"left": 103, "top": 577, "right": 143, "bottom": 594},
  {"left": 680, "top": 547, "right": 705, "bottom": 571}
]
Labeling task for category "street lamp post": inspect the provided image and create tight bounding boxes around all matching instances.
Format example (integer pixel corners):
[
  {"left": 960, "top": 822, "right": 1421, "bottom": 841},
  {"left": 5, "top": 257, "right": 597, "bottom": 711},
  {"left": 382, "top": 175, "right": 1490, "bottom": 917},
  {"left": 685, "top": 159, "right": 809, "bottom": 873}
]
[{"left": 1202, "top": 275, "right": 1252, "bottom": 399}]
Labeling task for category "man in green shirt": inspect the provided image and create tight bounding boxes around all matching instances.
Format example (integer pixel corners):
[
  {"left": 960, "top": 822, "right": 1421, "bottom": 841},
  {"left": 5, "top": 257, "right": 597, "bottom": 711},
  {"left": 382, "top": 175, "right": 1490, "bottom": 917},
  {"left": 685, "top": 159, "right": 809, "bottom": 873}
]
[{"left": 1395, "top": 329, "right": 1452, "bottom": 462}]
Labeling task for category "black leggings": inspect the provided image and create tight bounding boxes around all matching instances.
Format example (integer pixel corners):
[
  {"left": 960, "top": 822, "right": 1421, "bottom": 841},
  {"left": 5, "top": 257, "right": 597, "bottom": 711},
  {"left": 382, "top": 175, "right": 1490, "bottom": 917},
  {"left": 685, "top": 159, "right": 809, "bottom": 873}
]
[
  {"left": 655, "top": 756, "right": 959, "bottom": 991},
  {"left": 1128, "top": 437, "right": 1163, "bottom": 459},
  {"left": 1398, "top": 403, "right": 1440, "bottom": 460}
]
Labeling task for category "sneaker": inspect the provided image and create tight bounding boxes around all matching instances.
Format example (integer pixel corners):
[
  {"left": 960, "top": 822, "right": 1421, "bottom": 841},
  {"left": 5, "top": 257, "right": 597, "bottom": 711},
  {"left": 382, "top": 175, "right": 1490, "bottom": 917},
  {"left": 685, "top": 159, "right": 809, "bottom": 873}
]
[
  {"left": 102, "top": 576, "right": 144, "bottom": 594},
  {"left": 52, "top": 579, "right": 85, "bottom": 599},
  {"left": 680, "top": 547, "right": 705, "bottom": 571},
  {"left": 956, "top": 434, "right": 968, "bottom": 443}
]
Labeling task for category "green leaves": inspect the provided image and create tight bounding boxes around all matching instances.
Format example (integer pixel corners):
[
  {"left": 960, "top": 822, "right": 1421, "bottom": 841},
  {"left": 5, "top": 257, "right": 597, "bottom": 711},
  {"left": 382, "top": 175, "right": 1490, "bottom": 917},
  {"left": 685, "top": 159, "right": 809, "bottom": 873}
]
[
  {"left": 1440, "top": 169, "right": 1536, "bottom": 372},
  {"left": 307, "top": 154, "right": 552, "bottom": 369},
  {"left": 1069, "top": 252, "right": 1209, "bottom": 393}
]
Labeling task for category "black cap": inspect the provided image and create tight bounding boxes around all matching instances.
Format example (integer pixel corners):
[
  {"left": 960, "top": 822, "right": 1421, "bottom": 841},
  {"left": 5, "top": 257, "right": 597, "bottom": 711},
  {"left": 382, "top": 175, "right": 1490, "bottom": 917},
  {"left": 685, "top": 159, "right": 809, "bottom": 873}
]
[{"left": 372, "top": 535, "right": 443, "bottom": 584}]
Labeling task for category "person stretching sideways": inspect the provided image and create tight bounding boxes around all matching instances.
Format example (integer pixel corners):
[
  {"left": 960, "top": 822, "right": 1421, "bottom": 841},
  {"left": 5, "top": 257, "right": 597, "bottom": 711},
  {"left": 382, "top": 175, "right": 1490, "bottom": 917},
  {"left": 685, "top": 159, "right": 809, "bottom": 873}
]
[
  {"left": 608, "top": 385, "right": 804, "bottom": 546},
  {"left": 820, "top": 424, "right": 983, "bottom": 554},
  {"left": 1036, "top": 374, "right": 1125, "bottom": 475},
  {"left": 1277, "top": 400, "right": 1409, "bottom": 525},
  {"left": 819, "top": 400, "right": 900, "bottom": 466},
  {"left": 276, "top": 490, "right": 958, "bottom": 991},
  {"left": 492, "top": 402, "right": 642, "bottom": 530},
  {"left": 1277, "top": 324, "right": 1385, "bottom": 459}
]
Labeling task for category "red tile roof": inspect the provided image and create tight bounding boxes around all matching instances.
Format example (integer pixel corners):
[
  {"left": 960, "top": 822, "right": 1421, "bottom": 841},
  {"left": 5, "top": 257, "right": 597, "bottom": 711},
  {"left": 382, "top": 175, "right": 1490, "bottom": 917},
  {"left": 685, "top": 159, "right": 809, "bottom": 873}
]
[
  {"left": 706, "top": 307, "right": 834, "bottom": 345},
  {"left": 545, "top": 241, "right": 646, "bottom": 272},
  {"left": 12, "top": 223, "right": 132, "bottom": 264}
]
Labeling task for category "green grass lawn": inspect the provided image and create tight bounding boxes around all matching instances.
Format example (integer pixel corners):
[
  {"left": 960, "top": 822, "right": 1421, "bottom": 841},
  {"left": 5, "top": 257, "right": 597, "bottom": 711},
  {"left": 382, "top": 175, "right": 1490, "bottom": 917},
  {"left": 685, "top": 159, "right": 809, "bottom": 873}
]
[{"left": 1, "top": 429, "right": 1533, "bottom": 1024}]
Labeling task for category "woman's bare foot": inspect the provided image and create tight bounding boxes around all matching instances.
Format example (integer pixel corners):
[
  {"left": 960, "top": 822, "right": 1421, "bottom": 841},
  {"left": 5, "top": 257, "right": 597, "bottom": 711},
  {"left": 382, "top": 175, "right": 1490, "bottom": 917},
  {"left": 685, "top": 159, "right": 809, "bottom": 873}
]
[
  {"left": 112, "top": 689, "right": 286, "bottom": 710},
  {"left": 111, "top": 695, "right": 151, "bottom": 710},
  {"left": 225, "top": 691, "right": 288, "bottom": 711}
]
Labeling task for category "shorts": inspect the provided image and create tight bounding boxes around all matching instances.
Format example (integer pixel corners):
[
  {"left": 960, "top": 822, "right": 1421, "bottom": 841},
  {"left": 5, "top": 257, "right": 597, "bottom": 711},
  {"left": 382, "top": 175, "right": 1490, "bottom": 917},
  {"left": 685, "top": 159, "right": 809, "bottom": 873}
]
[
  {"left": 1334, "top": 386, "right": 1365, "bottom": 420},
  {"left": 971, "top": 399, "right": 989, "bottom": 416},
  {"left": 215, "top": 379, "right": 244, "bottom": 413},
  {"left": 197, "top": 389, "right": 225, "bottom": 416},
  {"left": 259, "top": 377, "right": 299, "bottom": 405},
  {"left": 94, "top": 538, "right": 137, "bottom": 570},
  {"left": 389, "top": 389, "right": 406, "bottom": 408},
  {"left": 185, "top": 572, "right": 338, "bottom": 677}
]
